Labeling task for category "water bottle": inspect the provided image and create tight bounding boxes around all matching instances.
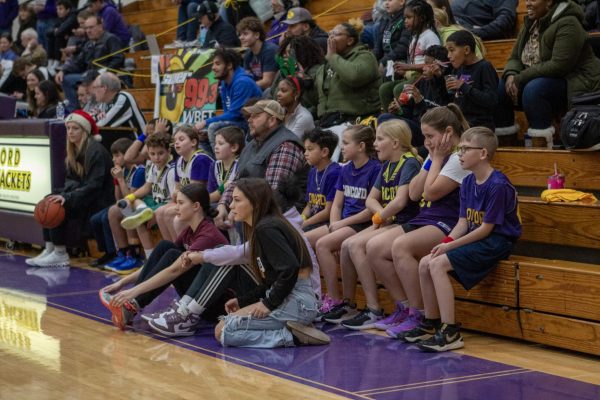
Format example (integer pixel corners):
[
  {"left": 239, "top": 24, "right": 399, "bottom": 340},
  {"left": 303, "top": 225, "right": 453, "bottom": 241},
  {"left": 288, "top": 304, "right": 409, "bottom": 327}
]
[
  {"left": 524, "top": 132, "right": 532, "bottom": 148},
  {"left": 56, "top": 101, "right": 65, "bottom": 120}
]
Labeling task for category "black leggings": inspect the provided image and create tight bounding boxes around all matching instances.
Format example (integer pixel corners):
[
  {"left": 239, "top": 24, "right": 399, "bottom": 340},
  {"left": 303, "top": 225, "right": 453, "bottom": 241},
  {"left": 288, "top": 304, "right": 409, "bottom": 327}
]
[
  {"left": 185, "top": 263, "right": 260, "bottom": 316},
  {"left": 134, "top": 240, "right": 198, "bottom": 308}
]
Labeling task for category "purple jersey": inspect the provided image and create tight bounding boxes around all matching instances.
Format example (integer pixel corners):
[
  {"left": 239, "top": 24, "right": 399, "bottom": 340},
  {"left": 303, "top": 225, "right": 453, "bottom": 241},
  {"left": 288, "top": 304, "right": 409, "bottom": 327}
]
[
  {"left": 335, "top": 159, "right": 381, "bottom": 219},
  {"left": 175, "top": 151, "right": 214, "bottom": 186},
  {"left": 410, "top": 153, "right": 470, "bottom": 233},
  {"left": 305, "top": 162, "right": 342, "bottom": 216},
  {"left": 374, "top": 155, "right": 421, "bottom": 223},
  {"left": 460, "top": 170, "right": 522, "bottom": 239}
]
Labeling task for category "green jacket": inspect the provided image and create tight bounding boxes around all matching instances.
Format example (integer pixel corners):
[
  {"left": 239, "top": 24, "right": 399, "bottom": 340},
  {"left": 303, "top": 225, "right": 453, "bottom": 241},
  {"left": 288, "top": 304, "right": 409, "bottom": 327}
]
[
  {"left": 504, "top": 0, "right": 600, "bottom": 99},
  {"left": 316, "top": 44, "right": 382, "bottom": 118}
]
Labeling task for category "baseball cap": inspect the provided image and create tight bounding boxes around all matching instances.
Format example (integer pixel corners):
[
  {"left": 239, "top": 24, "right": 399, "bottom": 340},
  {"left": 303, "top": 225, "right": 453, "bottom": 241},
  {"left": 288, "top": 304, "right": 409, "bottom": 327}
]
[
  {"left": 243, "top": 100, "right": 285, "bottom": 121},
  {"left": 283, "top": 7, "right": 313, "bottom": 25}
]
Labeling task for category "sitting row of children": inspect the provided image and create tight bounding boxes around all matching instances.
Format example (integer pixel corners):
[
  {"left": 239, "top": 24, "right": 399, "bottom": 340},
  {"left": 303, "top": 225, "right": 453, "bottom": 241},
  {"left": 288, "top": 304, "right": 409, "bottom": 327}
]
[
  {"left": 97, "top": 103, "right": 520, "bottom": 352},
  {"left": 304, "top": 105, "right": 520, "bottom": 351}
]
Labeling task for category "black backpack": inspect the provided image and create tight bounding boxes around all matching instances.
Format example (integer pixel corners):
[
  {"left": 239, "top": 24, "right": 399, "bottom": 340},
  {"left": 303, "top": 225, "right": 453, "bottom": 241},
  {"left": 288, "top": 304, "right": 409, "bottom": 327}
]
[{"left": 560, "top": 91, "right": 600, "bottom": 150}]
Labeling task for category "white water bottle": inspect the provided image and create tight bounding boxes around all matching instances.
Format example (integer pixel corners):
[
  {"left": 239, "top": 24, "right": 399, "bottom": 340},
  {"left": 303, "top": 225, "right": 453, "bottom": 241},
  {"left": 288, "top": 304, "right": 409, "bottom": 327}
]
[{"left": 56, "top": 101, "right": 65, "bottom": 120}]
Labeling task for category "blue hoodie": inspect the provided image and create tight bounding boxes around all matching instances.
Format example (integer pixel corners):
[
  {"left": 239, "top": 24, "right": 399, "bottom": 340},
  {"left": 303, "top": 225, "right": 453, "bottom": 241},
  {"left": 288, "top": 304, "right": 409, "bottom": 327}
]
[{"left": 205, "top": 66, "right": 262, "bottom": 128}]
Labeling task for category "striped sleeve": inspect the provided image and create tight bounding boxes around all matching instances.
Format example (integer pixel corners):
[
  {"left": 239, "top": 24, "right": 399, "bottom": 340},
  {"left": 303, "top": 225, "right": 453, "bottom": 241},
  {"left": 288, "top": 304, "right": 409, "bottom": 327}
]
[{"left": 96, "top": 91, "right": 146, "bottom": 135}]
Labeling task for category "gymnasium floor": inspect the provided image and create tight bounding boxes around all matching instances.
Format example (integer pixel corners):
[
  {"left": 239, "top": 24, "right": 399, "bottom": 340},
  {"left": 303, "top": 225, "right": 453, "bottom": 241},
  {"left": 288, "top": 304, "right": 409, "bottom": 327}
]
[{"left": 2, "top": 250, "right": 600, "bottom": 400}]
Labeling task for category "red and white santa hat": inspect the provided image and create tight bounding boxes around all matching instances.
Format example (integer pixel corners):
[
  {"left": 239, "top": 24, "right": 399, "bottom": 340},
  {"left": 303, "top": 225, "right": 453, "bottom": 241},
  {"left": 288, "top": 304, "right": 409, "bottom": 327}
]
[{"left": 64, "top": 110, "right": 102, "bottom": 141}]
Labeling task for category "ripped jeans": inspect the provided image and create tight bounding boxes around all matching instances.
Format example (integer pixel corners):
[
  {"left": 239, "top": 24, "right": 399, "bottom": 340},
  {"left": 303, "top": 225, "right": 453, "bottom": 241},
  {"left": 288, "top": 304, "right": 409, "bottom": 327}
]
[{"left": 220, "top": 278, "right": 318, "bottom": 348}]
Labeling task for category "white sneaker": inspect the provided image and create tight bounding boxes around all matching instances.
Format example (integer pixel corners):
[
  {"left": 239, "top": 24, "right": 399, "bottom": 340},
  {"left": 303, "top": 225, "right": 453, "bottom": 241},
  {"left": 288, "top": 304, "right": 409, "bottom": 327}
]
[
  {"left": 34, "top": 251, "right": 70, "bottom": 267},
  {"left": 25, "top": 248, "right": 54, "bottom": 266}
]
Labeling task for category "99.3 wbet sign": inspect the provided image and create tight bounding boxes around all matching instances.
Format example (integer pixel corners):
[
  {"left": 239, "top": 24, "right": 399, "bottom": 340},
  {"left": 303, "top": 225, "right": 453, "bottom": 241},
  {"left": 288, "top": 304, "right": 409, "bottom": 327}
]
[{"left": 0, "top": 137, "right": 52, "bottom": 213}]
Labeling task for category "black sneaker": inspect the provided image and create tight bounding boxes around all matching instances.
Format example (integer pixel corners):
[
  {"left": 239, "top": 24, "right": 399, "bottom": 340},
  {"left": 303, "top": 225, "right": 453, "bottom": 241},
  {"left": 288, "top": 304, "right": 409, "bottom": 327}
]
[
  {"left": 418, "top": 323, "right": 464, "bottom": 352},
  {"left": 397, "top": 318, "right": 440, "bottom": 343},
  {"left": 89, "top": 252, "right": 116, "bottom": 268},
  {"left": 341, "top": 308, "right": 383, "bottom": 330},
  {"left": 322, "top": 300, "right": 358, "bottom": 324}
]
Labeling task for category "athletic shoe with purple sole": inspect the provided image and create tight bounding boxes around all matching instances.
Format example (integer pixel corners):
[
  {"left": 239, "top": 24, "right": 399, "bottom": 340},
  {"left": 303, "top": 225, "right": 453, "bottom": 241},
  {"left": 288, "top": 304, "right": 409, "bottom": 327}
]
[
  {"left": 374, "top": 301, "right": 409, "bottom": 330},
  {"left": 386, "top": 308, "right": 423, "bottom": 339}
]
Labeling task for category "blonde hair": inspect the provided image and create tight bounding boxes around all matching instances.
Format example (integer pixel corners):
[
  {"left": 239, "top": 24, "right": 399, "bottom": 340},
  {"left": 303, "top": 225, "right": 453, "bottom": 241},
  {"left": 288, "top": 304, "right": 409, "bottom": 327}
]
[
  {"left": 434, "top": 7, "right": 486, "bottom": 57},
  {"left": 377, "top": 120, "right": 422, "bottom": 162},
  {"left": 421, "top": 104, "right": 469, "bottom": 138},
  {"left": 66, "top": 127, "right": 89, "bottom": 178},
  {"left": 433, "top": 7, "right": 449, "bottom": 27},
  {"left": 461, "top": 126, "right": 498, "bottom": 159}
]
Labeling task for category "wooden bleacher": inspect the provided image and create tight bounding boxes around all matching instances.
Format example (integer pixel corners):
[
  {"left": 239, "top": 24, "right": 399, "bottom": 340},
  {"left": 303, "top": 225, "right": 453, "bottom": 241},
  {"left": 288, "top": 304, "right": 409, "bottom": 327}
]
[{"left": 120, "top": 0, "right": 600, "bottom": 356}]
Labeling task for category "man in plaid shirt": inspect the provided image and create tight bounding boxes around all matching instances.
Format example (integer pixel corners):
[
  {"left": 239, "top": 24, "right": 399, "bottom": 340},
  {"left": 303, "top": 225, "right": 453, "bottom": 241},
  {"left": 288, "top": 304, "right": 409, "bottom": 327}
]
[{"left": 215, "top": 100, "right": 308, "bottom": 228}]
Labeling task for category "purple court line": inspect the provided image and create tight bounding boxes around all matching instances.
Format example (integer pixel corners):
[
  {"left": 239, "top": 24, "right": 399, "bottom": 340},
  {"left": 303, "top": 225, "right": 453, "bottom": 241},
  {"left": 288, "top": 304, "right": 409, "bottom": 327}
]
[{"left": 3, "top": 253, "right": 600, "bottom": 400}]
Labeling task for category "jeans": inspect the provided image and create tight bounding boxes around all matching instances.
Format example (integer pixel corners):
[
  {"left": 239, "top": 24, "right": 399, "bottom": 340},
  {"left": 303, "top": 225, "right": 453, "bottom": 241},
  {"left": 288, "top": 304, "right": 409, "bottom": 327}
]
[
  {"left": 62, "top": 72, "right": 84, "bottom": 109},
  {"left": 36, "top": 18, "right": 57, "bottom": 51},
  {"left": 495, "top": 77, "right": 568, "bottom": 129},
  {"left": 220, "top": 278, "right": 319, "bottom": 348},
  {"left": 184, "top": 2, "right": 201, "bottom": 42},
  {"left": 90, "top": 207, "right": 115, "bottom": 254},
  {"left": 134, "top": 240, "right": 199, "bottom": 308}
]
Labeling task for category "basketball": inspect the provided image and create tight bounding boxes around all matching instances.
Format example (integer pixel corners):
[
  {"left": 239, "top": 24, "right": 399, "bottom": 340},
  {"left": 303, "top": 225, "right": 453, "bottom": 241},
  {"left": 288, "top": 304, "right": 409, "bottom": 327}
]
[{"left": 34, "top": 197, "right": 65, "bottom": 229}]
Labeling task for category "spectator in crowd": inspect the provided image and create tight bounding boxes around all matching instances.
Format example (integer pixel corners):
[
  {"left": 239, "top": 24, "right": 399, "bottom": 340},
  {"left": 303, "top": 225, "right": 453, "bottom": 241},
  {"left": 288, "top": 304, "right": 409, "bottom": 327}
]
[
  {"left": 373, "top": 0, "right": 411, "bottom": 76},
  {"left": 26, "top": 69, "right": 47, "bottom": 115},
  {"left": 0, "top": 0, "right": 18, "bottom": 37},
  {"left": 77, "top": 69, "right": 102, "bottom": 116},
  {"left": 427, "top": 0, "right": 456, "bottom": 24},
  {"left": 14, "top": 3, "right": 38, "bottom": 54},
  {"left": 88, "top": 0, "right": 132, "bottom": 46},
  {"left": 20, "top": 28, "right": 48, "bottom": 67},
  {"left": 46, "top": 0, "right": 78, "bottom": 76},
  {"left": 268, "top": 35, "right": 325, "bottom": 117},
  {"left": 451, "top": 0, "right": 517, "bottom": 40},
  {"left": 33, "top": 0, "right": 58, "bottom": 50},
  {"left": 237, "top": 17, "right": 278, "bottom": 90},
  {"left": 62, "top": 10, "right": 93, "bottom": 62},
  {"left": 314, "top": 19, "right": 381, "bottom": 160},
  {"left": 575, "top": 0, "right": 600, "bottom": 29},
  {"left": 173, "top": 0, "right": 199, "bottom": 44},
  {"left": 277, "top": 76, "right": 314, "bottom": 138},
  {"left": 222, "top": 0, "right": 258, "bottom": 27},
  {"left": 0, "top": 57, "right": 48, "bottom": 100},
  {"left": 433, "top": 7, "right": 484, "bottom": 58},
  {"left": 25, "top": 110, "right": 114, "bottom": 268},
  {"left": 35, "top": 79, "right": 61, "bottom": 118},
  {"left": 56, "top": 15, "right": 124, "bottom": 108},
  {"left": 495, "top": 0, "right": 600, "bottom": 146},
  {"left": 282, "top": 7, "right": 329, "bottom": 53},
  {"left": 92, "top": 72, "right": 146, "bottom": 134},
  {"left": 194, "top": 48, "right": 262, "bottom": 153},
  {"left": 266, "top": 0, "right": 298, "bottom": 45},
  {"left": 214, "top": 99, "right": 308, "bottom": 230},
  {"left": 0, "top": 33, "right": 18, "bottom": 61},
  {"left": 197, "top": 0, "right": 240, "bottom": 48}
]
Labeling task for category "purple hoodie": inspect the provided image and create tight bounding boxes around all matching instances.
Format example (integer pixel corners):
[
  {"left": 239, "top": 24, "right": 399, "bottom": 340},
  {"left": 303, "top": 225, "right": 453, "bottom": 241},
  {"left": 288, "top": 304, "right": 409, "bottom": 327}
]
[
  {"left": 99, "top": 2, "right": 131, "bottom": 45},
  {"left": 36, "top": 0, "right": 57, "bottom": 20}
]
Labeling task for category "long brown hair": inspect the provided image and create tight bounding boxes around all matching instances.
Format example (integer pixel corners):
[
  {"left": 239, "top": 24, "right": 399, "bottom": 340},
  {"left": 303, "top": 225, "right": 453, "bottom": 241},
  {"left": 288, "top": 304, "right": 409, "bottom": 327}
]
[
  {"left": 420, "top": 104, "right": 469, "bottom": 138},
  {"left": 235, "top": 178, "right": 311, "bottom": 280}
]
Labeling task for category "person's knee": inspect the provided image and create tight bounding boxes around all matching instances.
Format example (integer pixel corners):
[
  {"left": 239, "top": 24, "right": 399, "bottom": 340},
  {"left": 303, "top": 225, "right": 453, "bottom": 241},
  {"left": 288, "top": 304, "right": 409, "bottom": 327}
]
[
  {"left": 340, "top": 237, "right": 353, "bottom": 255},
  {"left": 429, "top": 256, "right": 450, "bottom": 277},
  {"left": 418, "top": 256, "right": 431, "bottom": 278}
]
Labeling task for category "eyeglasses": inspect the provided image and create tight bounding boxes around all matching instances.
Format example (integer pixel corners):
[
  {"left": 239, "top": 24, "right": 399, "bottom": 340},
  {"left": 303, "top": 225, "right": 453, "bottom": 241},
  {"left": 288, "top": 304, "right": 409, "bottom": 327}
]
[{"left": 458, "top": 146, "right": 484, "bottom": 154}]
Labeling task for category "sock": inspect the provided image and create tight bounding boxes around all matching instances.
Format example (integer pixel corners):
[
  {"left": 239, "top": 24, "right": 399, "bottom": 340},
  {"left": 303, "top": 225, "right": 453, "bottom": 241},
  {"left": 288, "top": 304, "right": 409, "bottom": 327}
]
[
  {"left": 144, "top": 248, "right": 153, "bottom": 259},
  {"left": 400, "top": 300, "right": 409, "bottom": 307},
  {"left": 54, "top": 245, "right": 67, "bottom": 255},
  {"left": 127, "top": 245, "right": 139, "bottom": 258},
  {"left": 118, "top": 247, "right": 128, "bottom": 255},
  {"left": 135, "top": 203, "right": 148, "bottom": 210},
  {"left": 45, "top": 241, "right": 55, "bottom": 252},
  {"left": 186, "top": 299, "right": 205, "bottom": 316},
  {"left": 179, "top": 295, "right": 193, "bottom": 306}
]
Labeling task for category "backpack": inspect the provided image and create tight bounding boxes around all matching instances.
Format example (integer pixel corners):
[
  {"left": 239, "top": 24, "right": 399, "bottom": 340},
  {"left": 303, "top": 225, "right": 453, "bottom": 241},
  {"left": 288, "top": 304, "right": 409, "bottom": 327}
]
[{"left": 560, "top": 92, "right": 600, "bottom": 151}]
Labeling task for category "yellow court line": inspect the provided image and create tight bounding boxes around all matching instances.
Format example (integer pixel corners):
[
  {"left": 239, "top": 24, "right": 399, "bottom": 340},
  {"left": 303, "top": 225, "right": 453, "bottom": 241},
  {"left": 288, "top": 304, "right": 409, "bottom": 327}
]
[
  {"left": 365, "top": 370, "right": 533, "bottom": 396},
  {"left": 45, "top": 301, "right": 370, "bottom": 399},
  {"left": 46, "top": 290, "right": 102, "bottom": 298},
  {"left": 356, "top": 368, "right": 528, "bottom": 394}
]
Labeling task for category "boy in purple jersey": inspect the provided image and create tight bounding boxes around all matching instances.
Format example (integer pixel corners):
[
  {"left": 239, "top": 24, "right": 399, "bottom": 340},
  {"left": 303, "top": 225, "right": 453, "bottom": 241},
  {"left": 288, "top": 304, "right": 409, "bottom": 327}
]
[
  {"left": 410, "top": 127, "right": 521, "bottom": 352},
  {"left": 300, "top": 129, "right": 341, "bottom": 237}
]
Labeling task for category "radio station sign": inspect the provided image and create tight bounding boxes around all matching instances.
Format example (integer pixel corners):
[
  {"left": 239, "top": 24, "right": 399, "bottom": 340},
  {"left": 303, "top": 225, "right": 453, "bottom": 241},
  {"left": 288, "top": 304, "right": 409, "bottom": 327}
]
[{"left": 0, "top": 137, "right": 52, "bottom": 213}]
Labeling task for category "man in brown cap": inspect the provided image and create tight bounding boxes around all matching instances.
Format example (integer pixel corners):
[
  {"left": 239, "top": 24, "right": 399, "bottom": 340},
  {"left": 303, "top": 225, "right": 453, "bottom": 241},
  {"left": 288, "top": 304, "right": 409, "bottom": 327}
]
[
  {"left": 282, "top": 7, "right": 328, "bottom": 53},
  {"left": 215, "top": 99, "right": 308, "bottom": 228}
]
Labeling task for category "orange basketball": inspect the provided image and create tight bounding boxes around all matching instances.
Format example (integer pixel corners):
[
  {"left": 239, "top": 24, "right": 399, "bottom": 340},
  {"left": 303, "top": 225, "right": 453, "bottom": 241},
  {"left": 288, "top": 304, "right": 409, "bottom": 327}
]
[{"left": 34, "top": 197, "right": 65, "bottom": 229}]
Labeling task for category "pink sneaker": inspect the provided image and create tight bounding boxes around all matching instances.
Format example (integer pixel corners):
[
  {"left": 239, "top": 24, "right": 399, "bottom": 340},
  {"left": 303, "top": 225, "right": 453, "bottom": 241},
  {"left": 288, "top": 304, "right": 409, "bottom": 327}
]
[
  {"left": 386, "top": 308, "right": 423, "bottom": 339},
  {"left": 374, "top": 302, "right": 409, "bottom": 330},
  {"left": 318, "top": 294, "right": 336, "bottom": 313}
]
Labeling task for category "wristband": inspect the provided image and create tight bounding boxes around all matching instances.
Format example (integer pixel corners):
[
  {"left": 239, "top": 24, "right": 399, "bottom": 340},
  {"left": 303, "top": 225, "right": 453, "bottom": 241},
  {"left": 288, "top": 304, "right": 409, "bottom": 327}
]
[
  {"left": 372, "top": 212, "right": 384, "bottom": 225},
  {"left": 423, "top": 159, "right": 432, "bottom": 171},
  {"left": 137, "top": 133, "right": 146, "bottom": 143},
  {"left": 441, "top": 236, "right": 454, "bottom": 244},
  {"left": 125, "top": 193, "right": 136, "bottom": 203}
]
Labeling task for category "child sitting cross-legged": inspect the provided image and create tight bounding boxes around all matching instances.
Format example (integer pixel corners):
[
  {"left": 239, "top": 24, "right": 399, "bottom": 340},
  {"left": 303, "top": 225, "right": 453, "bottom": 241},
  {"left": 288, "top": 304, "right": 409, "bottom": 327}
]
[{"left": 410, "top": 127, "right": 521, "bottom": 352}]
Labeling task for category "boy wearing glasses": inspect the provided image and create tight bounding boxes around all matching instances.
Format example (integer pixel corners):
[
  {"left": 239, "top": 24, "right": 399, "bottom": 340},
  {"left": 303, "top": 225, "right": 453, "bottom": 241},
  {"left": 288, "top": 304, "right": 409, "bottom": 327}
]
[{"left": 405, "top": 126, "right": 521, "bottom": 352}]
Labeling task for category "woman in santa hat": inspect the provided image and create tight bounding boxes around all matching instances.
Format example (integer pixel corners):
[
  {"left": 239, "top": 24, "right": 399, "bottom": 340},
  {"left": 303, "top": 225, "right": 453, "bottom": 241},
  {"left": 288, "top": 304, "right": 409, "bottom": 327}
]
[{"left": 27, "top": 110, "right": 115, "bottom": 267}]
